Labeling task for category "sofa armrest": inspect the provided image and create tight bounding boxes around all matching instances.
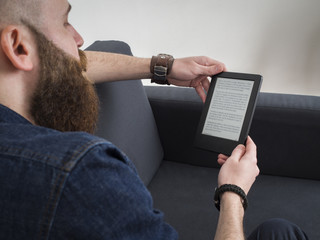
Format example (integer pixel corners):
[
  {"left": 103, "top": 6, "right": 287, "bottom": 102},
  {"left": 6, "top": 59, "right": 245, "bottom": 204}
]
[
  {"left": 145, "top": 86, "right": 320, "bottom": 180},
  {"left": 87, "top": 41, "right": 164, "bottom": 186}
]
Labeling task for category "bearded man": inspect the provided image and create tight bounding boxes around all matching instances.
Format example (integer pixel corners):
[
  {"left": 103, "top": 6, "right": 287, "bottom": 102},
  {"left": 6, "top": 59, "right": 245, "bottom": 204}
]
[{"left": 0, "top": 1, "right": 308, "bottom": 240}]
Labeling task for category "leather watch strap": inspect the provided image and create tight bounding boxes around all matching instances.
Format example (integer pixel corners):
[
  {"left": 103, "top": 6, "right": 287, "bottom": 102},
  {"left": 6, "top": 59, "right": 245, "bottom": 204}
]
[{"left": 150, "top": 54, "right": 174, "bottom": 85}]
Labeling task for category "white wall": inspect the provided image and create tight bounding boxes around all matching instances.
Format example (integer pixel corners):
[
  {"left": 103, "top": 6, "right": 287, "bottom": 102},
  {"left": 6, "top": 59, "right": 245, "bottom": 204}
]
[{"left": 69, "top": 0, "right": 320, "bottom": 96}]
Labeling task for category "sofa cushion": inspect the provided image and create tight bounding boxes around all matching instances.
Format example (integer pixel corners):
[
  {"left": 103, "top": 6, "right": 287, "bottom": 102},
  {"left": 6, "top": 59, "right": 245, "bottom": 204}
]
[
  {"left": 86, "top": 41, "right": 163, "bottom": 185},
  {"left": 148, "top": 161, "right": 320, "bottom": 240}
]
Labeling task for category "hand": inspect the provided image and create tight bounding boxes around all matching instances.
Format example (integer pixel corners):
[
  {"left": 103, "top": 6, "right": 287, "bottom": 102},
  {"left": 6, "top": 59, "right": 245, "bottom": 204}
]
[
  {"left": 167, "top": 56, "right": 226, "bottom": 103},
  {"left": 217, "top": 137, "right": 259, "bottom": 195}
]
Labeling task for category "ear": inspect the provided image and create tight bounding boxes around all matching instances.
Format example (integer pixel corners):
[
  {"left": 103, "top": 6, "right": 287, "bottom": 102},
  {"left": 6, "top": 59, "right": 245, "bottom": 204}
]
[{"left": 0, "top": 25, "right": 35, "bottom": 71}]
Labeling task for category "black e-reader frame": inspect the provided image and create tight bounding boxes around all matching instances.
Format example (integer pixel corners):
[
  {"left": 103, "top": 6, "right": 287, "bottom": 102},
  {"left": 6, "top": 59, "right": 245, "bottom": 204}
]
[{"left": 195, "top": 72, "right": 262, "bottom": 155}]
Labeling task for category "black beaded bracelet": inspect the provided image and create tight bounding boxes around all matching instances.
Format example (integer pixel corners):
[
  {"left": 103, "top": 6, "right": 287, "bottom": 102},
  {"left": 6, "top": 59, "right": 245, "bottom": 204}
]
[{"left": 214, "top": 184, "right": 248, "bottom": 211}]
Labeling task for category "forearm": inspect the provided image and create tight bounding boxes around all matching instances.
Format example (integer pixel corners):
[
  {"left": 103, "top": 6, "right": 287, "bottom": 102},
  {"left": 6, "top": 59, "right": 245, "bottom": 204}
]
[
  {"left": 85, "top": 51, "right": 152, "bottom": 83},
  {"left": 214, "top": 193, "right": 245, "bottom": 240}
]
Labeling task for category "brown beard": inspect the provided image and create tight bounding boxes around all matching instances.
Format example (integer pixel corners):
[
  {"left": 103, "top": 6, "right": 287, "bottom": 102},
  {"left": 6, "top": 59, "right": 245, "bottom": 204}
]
[{"left": 26, "top": 24, "right": 99, "bottom": 134}]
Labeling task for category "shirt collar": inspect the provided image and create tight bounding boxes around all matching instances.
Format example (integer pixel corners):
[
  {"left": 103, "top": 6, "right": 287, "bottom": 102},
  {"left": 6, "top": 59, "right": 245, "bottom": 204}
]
[{"left": 0, "top": 104, "right": 32, "bottom": 125}]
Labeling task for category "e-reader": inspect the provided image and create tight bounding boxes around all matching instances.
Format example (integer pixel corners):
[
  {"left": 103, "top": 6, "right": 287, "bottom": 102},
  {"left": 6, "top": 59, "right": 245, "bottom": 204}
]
[{"left": 195, "top": 72, "right": 262, "bottom": 155}]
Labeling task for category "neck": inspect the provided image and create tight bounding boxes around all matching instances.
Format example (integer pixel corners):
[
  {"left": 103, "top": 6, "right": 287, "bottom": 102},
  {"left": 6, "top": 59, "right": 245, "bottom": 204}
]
[
  {"left": 0, "top": 101, "right": 35, "bottom": 124},
  {"left": 0, "top": 74, "right": 36, "bottom": 124}
]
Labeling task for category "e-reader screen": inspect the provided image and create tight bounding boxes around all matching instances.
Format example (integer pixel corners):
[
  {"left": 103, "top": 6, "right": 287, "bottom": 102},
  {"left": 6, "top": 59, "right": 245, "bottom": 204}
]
[{"left": 195, "top": 72, "right": 262, "bottom": 155}]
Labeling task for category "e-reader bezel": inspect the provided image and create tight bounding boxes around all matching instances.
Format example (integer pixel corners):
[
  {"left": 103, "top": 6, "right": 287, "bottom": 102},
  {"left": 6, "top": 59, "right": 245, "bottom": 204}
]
[{"left": 195, "top": 72, "right": 262, "bottom": 155}]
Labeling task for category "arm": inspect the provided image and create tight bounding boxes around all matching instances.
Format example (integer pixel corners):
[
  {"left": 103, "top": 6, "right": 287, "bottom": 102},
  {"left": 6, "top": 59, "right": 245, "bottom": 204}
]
[
  {"left": 85, "top": 51, "right": 226, "bottom": 102},
  {"left": 85, "top": 51, "right": 151, "bottom": 83},
  {"left": 214, "top": 137, "right": 260, "bottom": 240},
  {"left": 214, "top": 193, "right": 245, "bottom": 240}
]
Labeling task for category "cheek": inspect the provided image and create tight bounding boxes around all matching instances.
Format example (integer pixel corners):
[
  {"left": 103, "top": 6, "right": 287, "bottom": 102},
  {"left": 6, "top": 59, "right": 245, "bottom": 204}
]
[
  {"left": 44, "top": 31, "right": 80, "bottom": 60},
  {"left": 55, "top": 38, "right": 79, "bottom": 59}
]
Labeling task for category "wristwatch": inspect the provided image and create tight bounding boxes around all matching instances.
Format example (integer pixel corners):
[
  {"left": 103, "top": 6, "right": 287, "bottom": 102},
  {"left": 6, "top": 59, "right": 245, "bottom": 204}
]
[{"left": 150, "top": 54, "right": 174, "bottom": 85}]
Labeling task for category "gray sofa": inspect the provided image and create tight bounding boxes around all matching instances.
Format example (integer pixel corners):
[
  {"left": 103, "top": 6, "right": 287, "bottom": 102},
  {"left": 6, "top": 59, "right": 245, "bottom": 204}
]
[{"left": 86, "top": 40, "right": 320, "bottom": 240}]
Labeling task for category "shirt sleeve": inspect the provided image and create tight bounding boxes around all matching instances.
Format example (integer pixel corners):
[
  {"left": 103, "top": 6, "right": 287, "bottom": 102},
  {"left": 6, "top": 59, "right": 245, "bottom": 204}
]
[{"left": 49, "top": 143, "right": 178, "bottom": 240}]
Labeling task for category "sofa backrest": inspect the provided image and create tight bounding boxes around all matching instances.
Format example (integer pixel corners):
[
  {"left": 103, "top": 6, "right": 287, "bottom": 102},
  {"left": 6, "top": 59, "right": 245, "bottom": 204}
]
[
  {"left": 250, "top": 92, "right": 320, "bottom": 180},
  {"left": 146, "top": 86, "right": 320, "bottom": 181},
  {"left": 86, "top": 41, "right": 163, "bottom": 186}
]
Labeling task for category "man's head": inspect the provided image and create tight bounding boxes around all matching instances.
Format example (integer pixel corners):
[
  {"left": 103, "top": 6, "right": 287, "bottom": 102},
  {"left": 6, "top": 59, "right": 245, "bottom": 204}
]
[
  {"left": 0, "top": 0, "right": 99, "bottom": 133},
  {"left": 0, "top": 0, "right": 41, "bottom": 27},
  {"left": 0, "top": 0, "right": 84, "bottom": 58}
]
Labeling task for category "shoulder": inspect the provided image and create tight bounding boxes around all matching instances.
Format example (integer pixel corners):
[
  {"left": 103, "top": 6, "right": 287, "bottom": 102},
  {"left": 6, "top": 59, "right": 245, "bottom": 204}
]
[
  {"left": 50, "top": 135, "right": 177, "bottom": 239},
  {"left": 0, "top": 122, "right": 130, "bottom": 172}
]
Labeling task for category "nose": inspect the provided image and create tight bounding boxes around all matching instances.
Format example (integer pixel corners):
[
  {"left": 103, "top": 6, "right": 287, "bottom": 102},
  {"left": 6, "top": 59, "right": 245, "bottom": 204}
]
[{"left": 70, "top": 25, "right": 84, "bottom": 48}]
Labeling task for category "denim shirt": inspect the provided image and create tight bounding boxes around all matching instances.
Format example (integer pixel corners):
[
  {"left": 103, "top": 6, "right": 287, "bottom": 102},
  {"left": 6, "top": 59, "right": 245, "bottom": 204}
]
[{"left": 0, "top": 105, "right": 178, "bottom": 240}]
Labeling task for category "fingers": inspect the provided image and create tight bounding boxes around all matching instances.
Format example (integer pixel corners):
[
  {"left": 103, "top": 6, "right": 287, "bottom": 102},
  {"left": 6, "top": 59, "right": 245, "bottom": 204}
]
[
  {"left": 217, "top": 158, "right": 226, "bottom": 165},
  {"left": 217, "top": 153, "right": 228, "bottom": 165},
  {"left": 195, "top": 85, "right": 207, "bottom": 103},
  {"left": 169, "top": 56, "right": 226, "bottom": 103},
  {"left": 196, "top": 56, "right": 226, "bottom": 73},
  {"left": 194, "top": 58, "right": 224, "bottom": 102},
  {"left": 189, "top": 56, "right": 225, "bottom": 77},
  {"left": 218, "top": 153, "right": 228, "bottom": 160},
  {"left": 217, "top": 137, "right": 257, "bottom": 164},
  {"left": 194, "top": 76, "right": 210, "bottom": 103},
  {"left": 217, "top": 137, "right": 259, "bottom": 195},
  {"left": 217, "top": 145, "right": 245, "bottom": 165},
  {"left": 201, "top": 77, "right": 210, "bottom": 93}
]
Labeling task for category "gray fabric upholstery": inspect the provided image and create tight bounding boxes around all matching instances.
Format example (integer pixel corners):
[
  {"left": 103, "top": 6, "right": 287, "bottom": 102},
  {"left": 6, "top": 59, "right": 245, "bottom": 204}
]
[
  {"left": 84, "top": 41, "right": 320, "bottom": 240},
  {"left": 250, "top": 92, "right": 320, "bottom": 180},
  {"left": 148, "top": 161, "right": 219, "bottom": 240},
  {"left": 144, "top": 86, "right": 220, "bottom": 168},
  {"left": 145, "top": 86, "right": 320, "bottom": 180},
  {"left": 148, "top": 161, "right": 320, "bottom": 240},
  {"left": 86, "top": 41, "right": 163, "bottom": 185},
  {"left": 146, "top": 86, "right": 320, "bottom": 240}
]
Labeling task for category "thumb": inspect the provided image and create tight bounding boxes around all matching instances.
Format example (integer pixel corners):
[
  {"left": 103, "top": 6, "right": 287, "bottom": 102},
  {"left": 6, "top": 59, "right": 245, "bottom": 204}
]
[
  {"left": 198, "top": 64, "right": 224, "bottom": 76},
  {"left": 230, "top": 144, "right": 246, "bottom": 161}
]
